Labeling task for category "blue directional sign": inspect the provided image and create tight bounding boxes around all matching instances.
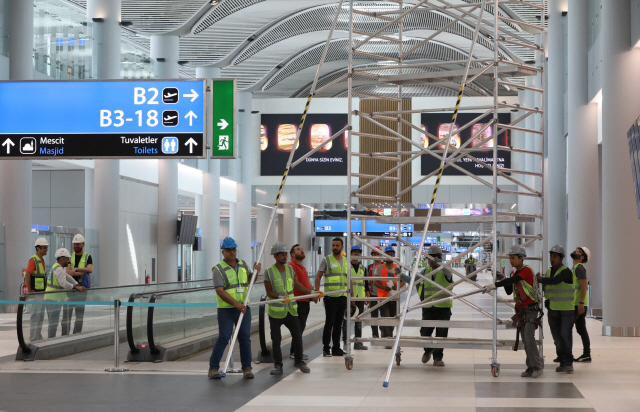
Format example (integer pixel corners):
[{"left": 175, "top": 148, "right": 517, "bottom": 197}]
[
  {"left": 366, "top": 221, "right": 414, "bottom": 237},
  {"left": 0, "top": 79, "right": 206, "bottom": 158},
  {"left": 314, "top": 220, "right": 362, "bottom": 236}
]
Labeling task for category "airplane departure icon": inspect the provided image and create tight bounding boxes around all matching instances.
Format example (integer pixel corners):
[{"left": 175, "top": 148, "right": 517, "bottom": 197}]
[
  {"left": 162, "top": 87, "right": 179, "bottom": 104},
  {"left": 162, "top": 110, "right": 179, "bottom": 127}
]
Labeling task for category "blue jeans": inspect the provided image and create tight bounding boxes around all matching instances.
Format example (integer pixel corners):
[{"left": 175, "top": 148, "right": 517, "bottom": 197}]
[{"left": 209, "top": 307, "right": 252, "bottom": 370}]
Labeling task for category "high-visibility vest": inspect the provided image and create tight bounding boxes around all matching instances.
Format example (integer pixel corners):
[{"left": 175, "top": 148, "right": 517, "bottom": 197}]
[
  {"left": 352, "top": 265, "right": 365, "bottom": 298},
  {"left": 30, "top": 254, "right": 47, "bottom": 292},
  {"left": 322, "top": 255, "right": 347, "bottom": 297},
  {"left": 376, "top": 264, "right": 398, "bottom": 298},
  {"left": 572, "top": 263, "right": 589, "bottom": 306},
  {"left": 213, "top": 260, "right": 250, "bottom": 309},
  {"left": 70, "top": 252, "right": 90, "bottom": 282},
  {"left": 512, "top": 265, "right": 537, "bottom": 305},
  {"left": 265, "top": 264, "right": 298, "bottom": 319},
  {"left": 45, "top": 263, "right": 68, "bottom": 301},
  {"left": 544, "top": 265, "right": 574, "bottom": 311},
  {"left": 417, "top": 267, "right": 453, "bottom": 308}
]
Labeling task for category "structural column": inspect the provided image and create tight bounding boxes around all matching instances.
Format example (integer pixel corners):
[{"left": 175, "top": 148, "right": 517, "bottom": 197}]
[
  {"left": 234, "top": 92, "right": 254, "bottom": 260},
  {"left": 256, "top": 207, "right": 277, "bottom": 267},
  {"left": 567, "top": 0, "right": 601, "bottom": 311},
  {"left": 601, "top": 0, "right": 640, "bottom": 335},
  {"left": 196, "top": 65, "right": 222, "bottom": 275},
  {"left": 299, "top": 207, "right": 313, "bottom": 271},
  {"left": 282, "top": 207, "right": 298, "bottom": 250},
  {"left": 0, "top": 0, "right": 34, "bottom": 303},
  {"left": 151, "top": 35, "right": 180, "bottom": 283}
]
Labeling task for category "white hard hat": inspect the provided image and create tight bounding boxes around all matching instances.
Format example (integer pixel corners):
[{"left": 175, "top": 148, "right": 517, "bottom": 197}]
[
  {"left": 73, "top": 234, "right": 85, "bottom": 244},
  {"left": 55, "top": 248, "right": 71, "bottom": 259},
  {"left": 35, "top": 237, "right": 49, "bottom": 247},
  {"left": 578, "top": 246, "right": 591, "bottom": 263}
]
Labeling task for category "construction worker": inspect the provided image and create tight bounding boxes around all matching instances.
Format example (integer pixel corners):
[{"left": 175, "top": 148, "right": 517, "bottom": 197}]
[
  {"left": 485, "top": 245, "right": 543, "bottom": 378},
  {"left": 208, "top": 237, "right": 261, "bottom": 380},
  {"left": 373, "top": 245, "right": 404, "bottom": 347},
  {"left": 367, "top": 246, "right": 383, "bottom": 338},
  {"left": 45, "top": 248, "right": 86, "bottom": 338},
  {"left": 288, "top": 243, "right": 317, "bottom": 361},
  {"left": 465, "top": 254, "right": 477, "bottom": 281},
  {"left": 343, "top": 245, "right": 369, "bottom": 350},
  {"left": 25, "top": 237, "right": 49, "bottom": 341},
  {"left": 536, "top": 244, "right": 576, "bottom": 373},
  {"left": 315, "top": 237, "right": 347, "bottom": 357},
  {"left": 64, "top": 234, "right": 92, "bottom": 334},
  {"left": 571, "top": 246, "right": 591, "bottom": 362},
  {"left": 264, "top": 242, "right": 310, "bottom": 375},
  {"left": 417, "top": 245, "right": 452, "bottom": 366}
]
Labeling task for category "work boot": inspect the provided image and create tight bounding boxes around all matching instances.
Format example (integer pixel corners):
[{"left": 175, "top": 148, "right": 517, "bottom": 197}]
[
  {"left": 208, "top": 369, "right": 222, "bottom": 379},
  {"left": 323, "top": 350, "right": 332, "bottom": 357},
  {"left": 354, "top": 342, "right": 368, "bottom": 350},
  {"left": 433, "top": 358, "right": 445, "bottom": 367},
  {"left": 242, "top": 368, "right": 254, "bottom": 379},
  {"left": 564, "top": 364, "right": 574, "bottom": 373},
  {"left": 270, "top": 364, "right": 283, "bottom": 375},
  {"left": 531, "top": 368, "right": 543, "bottom": 378},
  {"left": 422, "top": 351, "right": 432, "bottom": 364},
  {"left": 332, "top": 347, "right": 345, "bottom": 356},
  {"left": 521, "top": 368, "right": 533, "bottom": 377},
  {"left": 290, "top": 353, "right": 310, "bottom": 360},
  {"left": 294, "top": 361, "right": 311, "bottom": 373},
  {"left": 575, "top": 354, "right": 591, "bottom": 362}
]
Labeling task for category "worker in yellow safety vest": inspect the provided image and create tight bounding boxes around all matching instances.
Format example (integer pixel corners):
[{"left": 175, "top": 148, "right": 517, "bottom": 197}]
[
  {"left": 26, "top": 237, "right": 49, "bottom": 341},
  {"left": 343, "top": 244, "right": 369, "bottom": 350},
  {"left": 570, "top": 246, "right": 591, "bottom": 362},
  {"left": 64, "top": 234, "right": 93, "bottom": 334}
]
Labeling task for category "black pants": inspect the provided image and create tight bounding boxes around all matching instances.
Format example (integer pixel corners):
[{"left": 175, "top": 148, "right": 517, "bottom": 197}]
[
  {"left": 290, "top": 301, "right": 310, "bottom": 355},
  {"left": 421, "top": 306, "right": 452, "bottom": 360},
  {"left": 379, "top": 301, "right": 397, "bottom": 338},
  {"left": 342, "top": 301, "right": 364, "bottom": 341},
  {"left": 323, "top": 296, "right": 347, "bottom": 351},
  {"left": 548, "top": 309, "right": 574, "bottom": 366},
  {"left": 370, "top": 293, "right": 380, "bottom": 337},
  {"left": 269, "top": 313, "right": 303, "bottom": 366},
  {"left": 574, "top": 306, "right": 590, "bottom": 355}
]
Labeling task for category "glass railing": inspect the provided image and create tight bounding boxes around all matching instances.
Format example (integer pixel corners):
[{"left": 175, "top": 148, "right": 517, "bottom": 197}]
[{"left": 17, "top": 279, "right": 212, "bottom": 355}]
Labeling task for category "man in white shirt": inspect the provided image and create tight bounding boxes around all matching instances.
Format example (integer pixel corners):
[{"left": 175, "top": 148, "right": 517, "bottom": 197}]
[{"left": 45, "top": 248, "right": 86, "bottom": 338}]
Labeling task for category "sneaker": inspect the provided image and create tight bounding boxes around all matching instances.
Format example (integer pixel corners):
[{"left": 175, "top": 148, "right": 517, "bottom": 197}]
[
  {"left": 422, "top": 351, "right": 431, "bottom": 364},
  {"left": 575, "top": 354, "right": 591, "bottom": 362},
  {"left": 564, "top": 364, "right": 574, "bottom": 373},
  {"left": 354, "top": 343, "right": 368, "bottom": 350},
  {"left": 270, "top": 364, "right": 283, "bottom": 375},
  {"left": 332, "top": 347, "right": 345, "bottom": 356},
  {"left": 242, "top": 368, "right": 254, "bottom": 379},
  {"left": 208, "top": 369, "right": 222, "bottom": 379},
  {"left": 531, "top": 368, "right": 543, "bottom": 378},
  {"left": 521, "top": 368, "right": 533, "bottom": 377},
  {"left": 294, "top": 361, "right": 311, "bottom": 373},
  {"left": 323, "top": 350, "right": 332, "bottom": 357},
  {"left": 434, "top": 358, "right": 445, "bottom": 367},
  {"left": 555, "top": 365, "right": 567, "bottom": 372}
]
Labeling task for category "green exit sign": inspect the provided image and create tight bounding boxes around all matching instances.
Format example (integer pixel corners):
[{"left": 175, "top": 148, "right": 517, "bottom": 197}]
[{"left": 209, "top": 79, "right": 236, "bottom": 159}]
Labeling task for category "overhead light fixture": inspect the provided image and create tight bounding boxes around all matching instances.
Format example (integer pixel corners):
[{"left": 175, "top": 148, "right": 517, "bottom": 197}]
[
  {"left": 257, "top": 203, "right": 274, "bottom": 209},
  {"left": 251, "top": 110, "right": 259, "bottom": 114},
  {"left": 247, "top": 35, "right": 256, "bottom": 41},
  {"left": 92, "top": 17, "right": 104, "bottom": 23},
  {"left": 210, "top": 0, "right": 219, "bottom": 4},
  {"left": 120, "top": 21, "right": 133, "bottom": 27},
  {"left": 178, "top": 60, "right": 189, "bottom": 65},
  {"left": 300, "top": 204, "right": 315, "bottom": 209},
  {"left": 156, "top": 57, "right": 166, "bottom": 62}
]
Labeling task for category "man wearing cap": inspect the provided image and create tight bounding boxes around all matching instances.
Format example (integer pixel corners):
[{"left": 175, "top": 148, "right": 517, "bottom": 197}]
[
  {"left": 315, "top": 237, "right": 348, "bottom": 357},
  {"left": 367, "top": 247, "right": 383, "bottom": 338},
  {"left": 485, "top": 245, "right": 543, "bottom": 378},
  {"left": 44, "top": 248, "right": 86, "bottom": 338},
  {"left": 570, "top": 246, "right": 592, "bottom": 362},
  {"left": 264, "top": 242, "right": 310, "bottom": 375},
  {"left": 343, "top": 245, "right": 369, "bottom": 350},
  {"left": 64, "top": 234, "right": 92, "bottom": 334},
  {"left": 417, "top": 245, "right": 453, "bottom": 366},
  {"left": 288, "top": 244, "right": 317, "bottom": 361},
  {"left": 25, "top": 237, "right": 49, "bottom": 341},
  {"left": 373, "top": 246, "right": 404, "bottom": 346},
  {"left": 208, "top": 237, "right": 261, "bottom": 380},
  {"left": 536, "top": 245, "right": 576, "bottom": 373}
]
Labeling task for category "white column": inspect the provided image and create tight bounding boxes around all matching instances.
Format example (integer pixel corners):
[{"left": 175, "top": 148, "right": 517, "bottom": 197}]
[
  {"left": 234, "top": 92, "right": 253, "bottom": 260},
  {"left": 89, "top": 0, "right": 121, "bottom": 287},
  {"left": 299, "top": 207, "right": 313, "bottom": 271},
  {"left": 256, "top": 207, "right": 275, "bottom": 266},
  {"left": 546, "top": 0, "right": 568, "bottom": 249},
  {"left": 84, "top": 169, "right": 95, "bottom": 229},
  {"left": 150, "top": 35, "right": 179, "bottom": 79},
  {"left": 601, "top": 0, "right": 640, "bottom": 335},
  {"left": 567, "top": 0, "right": 601, "bottom": 311},
  {"left": 282, "top": 207, "right": 298, "bottom": 249}
]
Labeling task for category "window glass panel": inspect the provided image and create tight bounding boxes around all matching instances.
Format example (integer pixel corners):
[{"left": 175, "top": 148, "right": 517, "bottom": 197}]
[
  {"left": 310, "top": 124, "right": 332, "bottom": 151},
  {"left": 260, "top": 125, "right": 268, "bottom": 151},
  {"left": 277, "top": 124, "right": 299, "bottom": 151},
  {"left": 437, "top": 123, "right": 461, "bottom": 150},
  {"left": 470, "top": 123, "right": 494, "bottom": 148}
]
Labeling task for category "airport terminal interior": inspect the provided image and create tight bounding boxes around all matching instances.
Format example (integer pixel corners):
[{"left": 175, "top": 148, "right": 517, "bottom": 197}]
[{"left": 1, "top": 0, "right": 640, "bottom": 411}]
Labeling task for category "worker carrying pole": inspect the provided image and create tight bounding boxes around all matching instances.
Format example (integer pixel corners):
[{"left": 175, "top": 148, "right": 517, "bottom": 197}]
[{"left": 484, "top": 245, "right": 543, "bottom": 378}]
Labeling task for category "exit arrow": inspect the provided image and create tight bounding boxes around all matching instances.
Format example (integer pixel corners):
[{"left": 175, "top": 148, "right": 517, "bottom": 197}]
[
  {"left": 185, "top": 137, "right": 198, "bottom": 154},
  {"left": 185, "top": 111, "right": 198, "bottom": 126},
  {"left": 2, "top": 138, "right": 15, "bottom": 154},
  {"left": 217, "top": 119, "right": 229, "bottom": 130},
  {"left": 183, "top": 89, "right": 199, "bottom": 102}
]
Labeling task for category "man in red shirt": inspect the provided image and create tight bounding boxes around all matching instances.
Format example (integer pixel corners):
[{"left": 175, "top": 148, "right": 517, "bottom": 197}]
[
  {"left": 288, "top": 244, "right": 317, "bottom": 360},
  {"left": 485, "top": 245, "right": 543, "bottom": 378},
  {"left": 366, "top": 247, "right": 383, "bottom": 338}
]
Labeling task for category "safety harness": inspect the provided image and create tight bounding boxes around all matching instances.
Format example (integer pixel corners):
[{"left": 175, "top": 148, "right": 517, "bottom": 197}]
[{"left": 511, "top": 267, "right": 544, "bottom": 352}]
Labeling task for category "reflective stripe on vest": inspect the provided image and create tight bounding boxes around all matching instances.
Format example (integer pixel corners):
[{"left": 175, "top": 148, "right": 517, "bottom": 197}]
[
  {"left": 213, "top": 260, "right": 250, "bottom": 309},
  {"left": 266, "top": 264, "right": 298, "bottom": 319},
  {"left": 71, "top": 252, "right": 88, "bottom": 268},
  {"left": 376, "top": 264, "right": 398, "bottom": 298},
  {"left": 513, "top": 265, "right": 537, "bottom": 304},
  {"left": 323, "top": 255, "right": 347, "bottom": 297},
  {"left": 30, "top": 254, "right": 46, "bottom": 291},
  {"left": 572, "top": 263, "right": 589, "bottom": 306},
  {"left": 544, "top": 265, "right": 574, "bottom": 310},
  {"left": 417, "top": 267, "right": 453, "bottom": 308},
  {"left": 352, "top": 265, "right": 365, "bottom": 298},
  {"left": 45, "top": 263, "right": 67, "bottom": 301}
]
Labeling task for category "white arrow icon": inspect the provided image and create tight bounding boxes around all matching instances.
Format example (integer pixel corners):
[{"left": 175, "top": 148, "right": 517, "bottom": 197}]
[
  {"left": 217, "top": 119, "right": 229, "bottom": 130},
  {"left": 183, "top": 89, "right": 199, "bottom": 102},
  {"left": 185, "top": 138, "right": 198, "bottom": 154},
  {"left": 185, "top": 111, "right": 198, "bottom": 126},
  {"left": 2, "top": 138, "right": 15, "bottom": 154}
]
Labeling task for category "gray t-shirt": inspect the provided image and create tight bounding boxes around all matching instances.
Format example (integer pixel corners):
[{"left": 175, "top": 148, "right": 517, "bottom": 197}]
[
  {"left": 574, "top": 264, "right": 587, "bottom": 281},
  {"left": 318, "top": 255, "right": 344, "bottom": 272},
  {"left": 212, "top": 261, "right": 239, "bottom": 288}
]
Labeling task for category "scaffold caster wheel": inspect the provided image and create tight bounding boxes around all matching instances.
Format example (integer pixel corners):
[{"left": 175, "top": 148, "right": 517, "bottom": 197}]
[
  {"left": 345, "top": 358, "right": 353, "bottom": 370},
  {"left": 491, "top": 364, "right": 500, "bottom": 377},
  {"left": 395, "top": 353, "right": 401, "bottom": 366}
]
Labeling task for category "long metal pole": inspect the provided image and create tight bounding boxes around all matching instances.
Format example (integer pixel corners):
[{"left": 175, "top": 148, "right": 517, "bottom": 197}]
[
  {"left": 491, "top": 0, "right": 500, "bottom": 369},
  {"left": 345, "top": 0, "right": 355, "bottom": 363}
]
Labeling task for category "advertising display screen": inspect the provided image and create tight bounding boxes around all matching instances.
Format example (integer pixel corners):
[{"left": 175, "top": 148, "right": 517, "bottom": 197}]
[
  {"left": 421, "top": 112, "right": 512, "bottom": 176},
  {"left": 315, "top": 220, "right": 362, "bottom": 237},
  {"left": 260, "top": 114, "right": 348, "bottom": 176}
]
